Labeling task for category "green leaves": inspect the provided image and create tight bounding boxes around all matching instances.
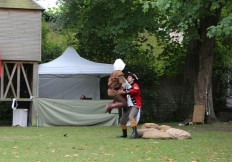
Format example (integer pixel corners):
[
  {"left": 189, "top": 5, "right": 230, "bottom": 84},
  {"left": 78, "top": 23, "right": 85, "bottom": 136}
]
[
  {"left": 210, "top": 1, "right": 221, "bottom": 11},
  {"left": 207, "top": 13, "right": 232, "bottom": 38},
  {"left": 143, "top": 1, "right": 149, "bottom": 11}
]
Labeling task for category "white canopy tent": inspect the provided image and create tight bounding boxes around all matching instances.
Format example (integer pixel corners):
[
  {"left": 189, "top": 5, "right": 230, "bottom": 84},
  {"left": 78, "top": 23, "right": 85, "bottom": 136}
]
[{"left": 38, "top": 47, "right": 113, "bottom": 100}]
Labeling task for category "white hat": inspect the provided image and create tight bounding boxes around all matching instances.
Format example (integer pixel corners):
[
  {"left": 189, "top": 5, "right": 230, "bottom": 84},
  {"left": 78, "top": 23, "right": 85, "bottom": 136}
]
[{"left": 113, "top": 59, "right": 125, "bottom": 71}]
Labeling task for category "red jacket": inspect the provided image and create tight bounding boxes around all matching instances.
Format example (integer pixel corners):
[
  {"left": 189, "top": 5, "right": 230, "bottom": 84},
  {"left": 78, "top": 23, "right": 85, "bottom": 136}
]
[{"left": 129, "top": 82, "right": 142, "bottom": 108}]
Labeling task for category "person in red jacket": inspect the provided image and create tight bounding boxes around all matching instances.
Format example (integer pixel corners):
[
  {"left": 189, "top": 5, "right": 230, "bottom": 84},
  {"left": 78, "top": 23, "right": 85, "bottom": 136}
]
[{"left": 118, "top": 72, "right": 142, "bottom": 138}]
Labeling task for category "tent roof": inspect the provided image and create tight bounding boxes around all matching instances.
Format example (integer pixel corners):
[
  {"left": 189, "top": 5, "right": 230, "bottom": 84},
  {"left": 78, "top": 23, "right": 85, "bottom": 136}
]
[{"left": 38, "top": 47, "right": 113, "bottom": 76}]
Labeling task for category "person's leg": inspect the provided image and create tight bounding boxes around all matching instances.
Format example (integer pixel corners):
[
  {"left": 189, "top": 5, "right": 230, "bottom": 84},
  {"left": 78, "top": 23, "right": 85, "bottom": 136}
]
[
  {"left": 118, "top": 107, "right": 131, "bottom": 138},
  {"left": 105, "top": 94, "right": 127, "bottom": 113},
  {"left": 129, "top": 107, "right": 139, "bottom": 138}
]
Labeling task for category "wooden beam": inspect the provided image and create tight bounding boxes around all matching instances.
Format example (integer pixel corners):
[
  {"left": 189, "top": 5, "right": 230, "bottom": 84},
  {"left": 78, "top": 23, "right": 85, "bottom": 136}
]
[
  {"left": 4, "top": 63, "right": 17, "bottom": 98},
  {"left": 17, "top": 63, "right": 21, "bottom": 98},
  {"left": 32, "top": 62, "right": 38, "bottom": 96},
  {"left": 0, "top": 63, "right": 4, "bottom": 98},
  {"left": 3, "top": 61, "right": 36, "bottom": 64},
  {"left": 21, "top": 64, "right": 32, "bottom": 96},
  {"left": 0, "top": 61, "right": 38, "bottom": 103},
  {"left": 31, "top": 62, "right": 38, "bottom": 126},
  {"left": 0, "top": 98, "right": 32, "bottom": 101}
]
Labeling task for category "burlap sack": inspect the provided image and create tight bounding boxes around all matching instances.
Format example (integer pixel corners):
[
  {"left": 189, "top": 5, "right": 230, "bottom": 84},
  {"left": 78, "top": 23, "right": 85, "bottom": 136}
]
[
  {"left": 158, "top": 125, "right": 171, "bottom": 131},
  {"left": 142, "top": 130, "right": 173, "bottom": 139},
  {"left": 141, "top": 123, "right": 159, "bottom": 129},
  {"left": 137, "top": 128, "right": 158, "bottom": 138},
  {"left": 166, "top": 128, "right": 191, "bottom": 140}
]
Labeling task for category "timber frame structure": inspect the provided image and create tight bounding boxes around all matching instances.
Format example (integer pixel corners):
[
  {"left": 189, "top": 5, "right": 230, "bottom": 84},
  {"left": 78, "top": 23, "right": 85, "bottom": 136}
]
[
  {"left": 0, "top": 0, "right": 44, "bottom": 126},
  {"left": 0, "top": 61, "right": 38, "bottom": 101}
]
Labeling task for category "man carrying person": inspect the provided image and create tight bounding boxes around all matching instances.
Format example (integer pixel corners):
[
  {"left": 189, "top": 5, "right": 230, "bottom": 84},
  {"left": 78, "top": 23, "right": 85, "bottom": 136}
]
[{"left": 117, "top": 72, "right": 142, "bottom": 138}]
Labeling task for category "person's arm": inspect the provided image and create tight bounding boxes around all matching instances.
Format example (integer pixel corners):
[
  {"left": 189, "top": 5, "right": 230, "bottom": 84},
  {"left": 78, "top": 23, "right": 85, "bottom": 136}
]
[
  {"left": 128, "top": 83, "right": 139, "bottom": 95},
  {"left": 117, "top": 71, "right": 132, "bottom": 89}
]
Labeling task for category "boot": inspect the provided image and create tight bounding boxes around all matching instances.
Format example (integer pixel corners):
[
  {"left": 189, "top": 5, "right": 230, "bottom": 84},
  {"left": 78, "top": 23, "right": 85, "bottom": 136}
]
[
  {"left": 130, "top": 126, "right": 138, "bottom": 138},
  {"left": 117, "top": 129, "right": 127, "bottom": 138}
]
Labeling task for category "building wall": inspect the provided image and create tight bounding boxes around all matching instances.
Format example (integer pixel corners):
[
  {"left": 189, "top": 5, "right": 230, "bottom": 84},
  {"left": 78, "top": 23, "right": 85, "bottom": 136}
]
[{"left": 0, "top": 9, "right": 41, "bottom": 61}]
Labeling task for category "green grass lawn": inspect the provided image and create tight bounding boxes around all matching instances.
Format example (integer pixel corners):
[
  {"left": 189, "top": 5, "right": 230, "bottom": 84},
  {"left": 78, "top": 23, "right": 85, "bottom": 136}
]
[{"left": 0, "top": 122, "right": 232, "bottom": 162}]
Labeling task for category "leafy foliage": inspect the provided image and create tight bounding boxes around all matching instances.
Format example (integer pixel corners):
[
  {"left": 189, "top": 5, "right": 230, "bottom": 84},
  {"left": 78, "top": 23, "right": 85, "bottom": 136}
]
[
  {"left": 54, "top": 0, "right": 159, "bottom": 63},
  {"left": 139, "top": 0, "right": 232, "bottom": 118},
  {"left": 207, "top": 1, "right": 232, "bottom": 38},
  {"left": 41, "top": 10, "right": 79, "bottom": 63},
  {"left": 212, "top": 36, "right": 232, "bottom": 111}
]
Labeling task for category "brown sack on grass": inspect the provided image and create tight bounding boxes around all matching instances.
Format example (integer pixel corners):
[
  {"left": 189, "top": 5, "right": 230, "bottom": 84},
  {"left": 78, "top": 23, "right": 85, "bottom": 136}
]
[
  {"left": 141, "top": 123, "right": 159, "bottom": 129},
  {"left": 158, "top": 125, "right": 171, "bottom": 131},
  {"left": 142, "top": 130, "right": 173, "bottom": 139},
  {"left": 137, "top": 128, "right": 158, "bottom": 138},
  {"left": 166, "top": 128, "right": 191, "bottom": 140}
]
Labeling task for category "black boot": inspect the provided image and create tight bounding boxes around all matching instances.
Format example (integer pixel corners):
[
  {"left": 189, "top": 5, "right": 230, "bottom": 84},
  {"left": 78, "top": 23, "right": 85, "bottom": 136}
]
[
  {"left": 117, "top": 129, "right": 127, "bottom": 138},
  {"left": 130, "top": 126, "right": 138, "bottom": 138}
]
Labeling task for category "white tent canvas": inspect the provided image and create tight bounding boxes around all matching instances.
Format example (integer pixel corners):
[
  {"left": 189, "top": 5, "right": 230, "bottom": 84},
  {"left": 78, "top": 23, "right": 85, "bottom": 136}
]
[{"left": 38, "top": 47, "right": 113, "bottom": 99}]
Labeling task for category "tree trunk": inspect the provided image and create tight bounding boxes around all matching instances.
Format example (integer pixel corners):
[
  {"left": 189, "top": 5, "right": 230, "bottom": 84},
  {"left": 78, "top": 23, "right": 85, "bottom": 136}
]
[
  {"left": 194, "top": 38, "right": 218, "bottom": 123},
  {"left": 194, "top": 13, "right": 221, "bottom": 123}
]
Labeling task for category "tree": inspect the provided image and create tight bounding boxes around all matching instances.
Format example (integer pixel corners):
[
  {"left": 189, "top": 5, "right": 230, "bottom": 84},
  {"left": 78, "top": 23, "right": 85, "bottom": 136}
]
[
  {"left": 49, "top": 0, "right": 232, "bottom": 122},
  {"left": 41, "top": 8, "right": 79, "bottom": 63},
  {"left": 212, "top": 36, "right": 232, "bottom": 112},
  {"left": 54, "top": 0, "right": 165, "bottom": 87},
  {"left": 55, "top": 0, "right": 159, "bottom": 63},
  {"left": 141, "top": 0, "right": 232, "bottom": 122}
]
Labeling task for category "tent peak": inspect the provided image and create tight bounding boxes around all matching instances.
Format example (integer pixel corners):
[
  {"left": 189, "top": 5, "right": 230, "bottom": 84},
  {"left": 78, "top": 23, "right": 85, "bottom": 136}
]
[{"left": 38, "top": 46, "right": 114, "bottom": 75}]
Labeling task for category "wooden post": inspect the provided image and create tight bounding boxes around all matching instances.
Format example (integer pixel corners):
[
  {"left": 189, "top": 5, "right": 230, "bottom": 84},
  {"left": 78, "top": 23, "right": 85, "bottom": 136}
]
[
  {"left": 0, "top": 63, "right": 3, "bottom": 99},
  {"left": 31, "top": 62, "right": 38, "bottom": 126},
  {"left": 17, "top": 63, "right": 21, "bottom": 98}
]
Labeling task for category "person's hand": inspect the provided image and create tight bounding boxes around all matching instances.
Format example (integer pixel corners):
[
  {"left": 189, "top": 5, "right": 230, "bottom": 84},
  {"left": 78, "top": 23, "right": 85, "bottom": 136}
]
[{"left": 117, "top": 89, "right": 126, "bottom": 95}]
